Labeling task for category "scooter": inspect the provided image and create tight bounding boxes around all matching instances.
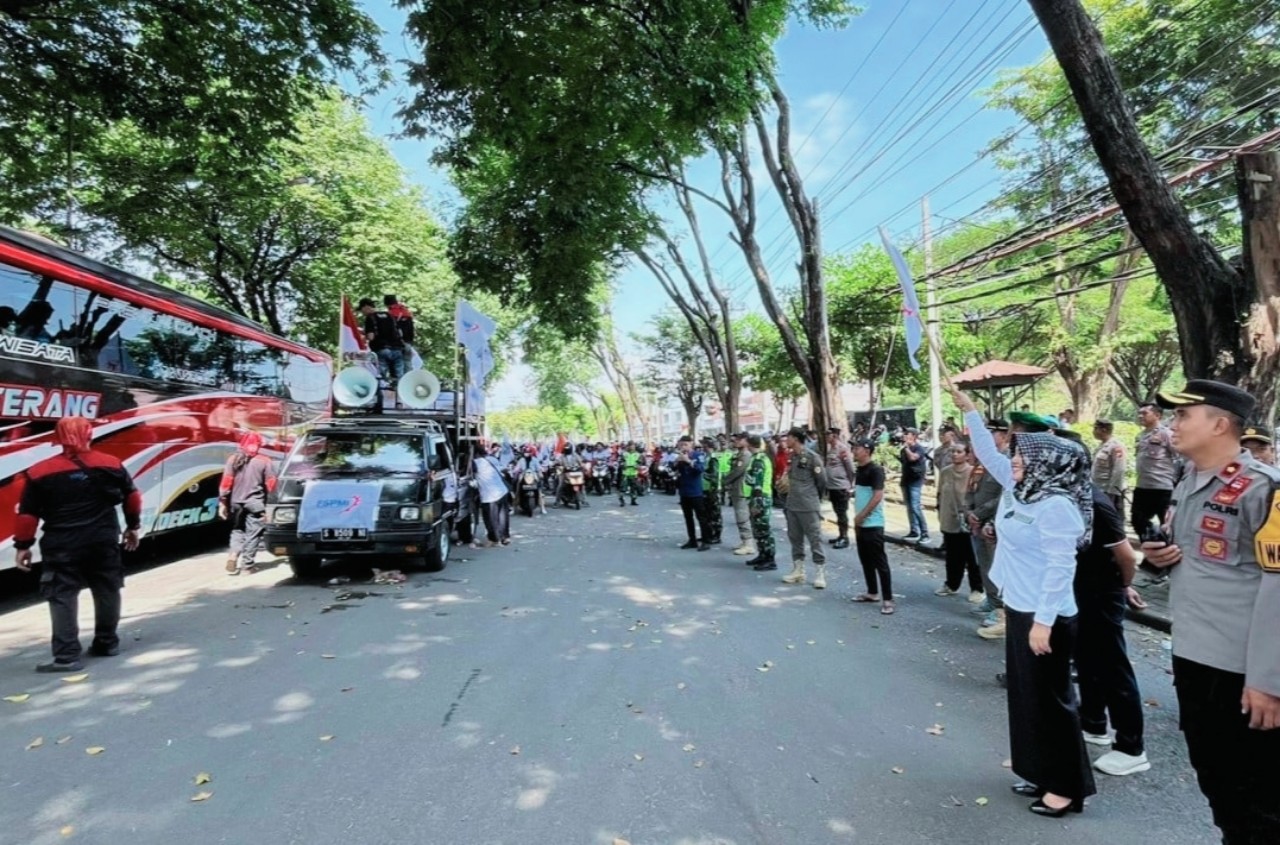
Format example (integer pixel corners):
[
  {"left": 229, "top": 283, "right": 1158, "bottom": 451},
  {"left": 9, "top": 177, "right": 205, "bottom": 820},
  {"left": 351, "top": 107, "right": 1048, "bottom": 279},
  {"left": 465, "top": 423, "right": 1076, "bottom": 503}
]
[
  {"left": 591, "top": 460, "right": 612, "bottom": 496},
  {"left": 518, "top": 470, "right": 541, "bottom": 517},
  {"left": 557, "top": 466, "right": 587, "bottom": 509}
]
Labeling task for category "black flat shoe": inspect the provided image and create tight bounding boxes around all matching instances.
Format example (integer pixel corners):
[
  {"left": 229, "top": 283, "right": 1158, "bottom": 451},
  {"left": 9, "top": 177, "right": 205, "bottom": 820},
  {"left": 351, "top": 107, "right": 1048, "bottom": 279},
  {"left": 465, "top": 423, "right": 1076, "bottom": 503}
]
[
  {"left": 753, "top": 562, "right": 778, "bottom": 571},
  {"left": 679, "top": 541, "right": 698, "bottom": 550},
  {"left": 1011, "top": 782, "right": 1044, "bottom": 797},
  {"left": 1028, "top": 798, "right": 1083, "bottom": 817}
]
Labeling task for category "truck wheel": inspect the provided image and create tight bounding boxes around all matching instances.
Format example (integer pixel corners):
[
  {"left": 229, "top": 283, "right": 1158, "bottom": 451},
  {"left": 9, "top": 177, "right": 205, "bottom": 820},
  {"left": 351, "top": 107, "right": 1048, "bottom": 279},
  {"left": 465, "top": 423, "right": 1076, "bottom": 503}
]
[
  {"left": 289, "top": 555, "right": 323, "bottom": 579},
  {"left": 424, "top": 525, "right": 450, "bottom": 572}
]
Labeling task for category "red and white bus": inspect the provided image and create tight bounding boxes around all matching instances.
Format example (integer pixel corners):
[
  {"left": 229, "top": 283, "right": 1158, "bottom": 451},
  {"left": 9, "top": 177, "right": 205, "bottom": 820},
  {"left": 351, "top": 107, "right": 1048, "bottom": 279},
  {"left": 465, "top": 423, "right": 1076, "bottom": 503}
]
[{"left": 0, "top": 226, "right": 331, "bottom": 568}]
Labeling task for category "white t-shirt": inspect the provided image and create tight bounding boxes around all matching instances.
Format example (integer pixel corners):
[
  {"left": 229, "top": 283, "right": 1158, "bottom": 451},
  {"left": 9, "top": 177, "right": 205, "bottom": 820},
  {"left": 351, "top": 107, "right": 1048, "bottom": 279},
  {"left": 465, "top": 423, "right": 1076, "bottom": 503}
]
[{"left": 474, "top": 456, "right": 509, "bottom": 504}]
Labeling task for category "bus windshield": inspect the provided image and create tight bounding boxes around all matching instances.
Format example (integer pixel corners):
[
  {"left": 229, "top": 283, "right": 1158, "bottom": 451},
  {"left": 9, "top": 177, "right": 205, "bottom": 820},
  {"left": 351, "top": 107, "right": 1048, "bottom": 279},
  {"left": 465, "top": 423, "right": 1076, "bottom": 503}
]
[{"left": 285, "top": 433, "right": 424, "bottom": 478}]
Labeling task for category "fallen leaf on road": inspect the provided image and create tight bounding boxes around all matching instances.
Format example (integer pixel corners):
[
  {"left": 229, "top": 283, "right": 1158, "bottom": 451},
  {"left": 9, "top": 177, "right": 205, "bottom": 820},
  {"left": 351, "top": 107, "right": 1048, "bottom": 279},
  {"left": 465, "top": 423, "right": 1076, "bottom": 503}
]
[
  {"left": 613, "top": 839, "right": 631, "bottom": 845},
  {"left": 56, "top": 736, "right": 72, "bottom": 745},
  {"left": 807, "top": 772, "right": 819, "bottom": 783},
  {"left": 510, "top": 746, "right": 521, "bottom": 755},
  {"left": 682, "top": 743, "right": 696, "bottom": 752},
  {"left": 633, "top": 754, "right": 644, "bottom": 761},
  {"left": 891, "top": 766, "right": 905, "bottom": 774},
  {"left": 786, "top": 645, "right": 796, "bottom": 650},
  {"left": 85, "top": 746, "right": 105, "bottom": 755},
  {"left": 340, "top": 687, "right": 354, "bottom": 693},
  {"left": 190, "top": 791, "right": 213, "bottom": 802},
  {"left": 926, "top": 724, "right": 945, "bottom": 736},
  {"left": 806, "top": 640, "right": 816, "bottom": 645},
  {"left": 1144, "top": 698, "right": 1161, "bottom": 708},
  {"left": 26, "top": 736, "right": 43, "bottom": 750},
  {"left": 975, "top": 797, "right": 989, "bottom": 807},
  {"left": 61, "top": 674, "right": 89, "bottom": 684},
  {"left": 1001, "top": 759, "right": 1012, "bottom": 769},
  {"left": 60, "top": 825, "right": 74, "bottom": 836},
  {"left": 694, "top": 760, "right": 705, "bottom": 768},
  {"left": 318, "top": 735, "right": 334, "bottom": 742},
  {"left": 194, "top": 773, "right": 211, "bottom": 785},
  {"left": 321, "top": 654, "right": 336, "bottom": 660},
  {"left": 676, "top": 683, "right": 686, "bottom": 691},
  {"left": 948, "top": 795, "right": 963, "bottom": 807},
  {"left": 3, "top": 694, "right": 30, "bottom": 703},
  {"left": 837, "top": 640, "right": 845, "bottom": 645}
]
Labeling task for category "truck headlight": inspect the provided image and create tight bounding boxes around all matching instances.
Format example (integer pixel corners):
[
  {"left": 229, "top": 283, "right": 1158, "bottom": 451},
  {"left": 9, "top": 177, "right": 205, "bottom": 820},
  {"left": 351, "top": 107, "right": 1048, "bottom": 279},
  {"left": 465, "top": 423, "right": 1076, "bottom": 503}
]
[
  {"left": 398, "top": 506, "right": 421, "bottom": 521},
  {"left": 273, "top": 507, "right": 297, "bottom": 524}
]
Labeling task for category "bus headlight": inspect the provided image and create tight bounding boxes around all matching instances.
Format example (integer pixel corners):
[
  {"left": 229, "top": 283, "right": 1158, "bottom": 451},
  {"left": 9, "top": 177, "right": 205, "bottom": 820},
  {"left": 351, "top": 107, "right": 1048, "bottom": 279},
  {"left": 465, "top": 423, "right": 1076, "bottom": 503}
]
[
  {"left": 273, "top": 507, "right": 298, "bottom": 525},
  {"left": 397, "top": 506, "right": 421, "bottom": 521}
]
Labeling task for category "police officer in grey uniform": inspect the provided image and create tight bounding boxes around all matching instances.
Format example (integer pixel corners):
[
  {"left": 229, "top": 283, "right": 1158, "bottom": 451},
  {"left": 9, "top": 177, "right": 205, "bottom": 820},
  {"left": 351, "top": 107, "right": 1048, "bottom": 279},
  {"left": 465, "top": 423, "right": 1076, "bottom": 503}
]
[
  {"left": 725, "top": 432, "right": 754, "bottom": 556},
  {"left": 1143, "top": 380, "right": 1280, "bottom": 844},
  {"left": 1133, "top": 402, "right": 1180, "bottom": 536},
  {"left": 780, "top": 427, "right": 828, "bottom": 589}
]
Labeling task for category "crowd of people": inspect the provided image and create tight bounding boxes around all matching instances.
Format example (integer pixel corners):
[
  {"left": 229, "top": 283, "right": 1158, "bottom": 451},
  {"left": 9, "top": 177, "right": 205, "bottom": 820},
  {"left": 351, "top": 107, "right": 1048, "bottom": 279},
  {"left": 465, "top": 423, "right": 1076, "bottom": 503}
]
[{"left": 11, "top": 374, "right": 1279, "bottom": 841}]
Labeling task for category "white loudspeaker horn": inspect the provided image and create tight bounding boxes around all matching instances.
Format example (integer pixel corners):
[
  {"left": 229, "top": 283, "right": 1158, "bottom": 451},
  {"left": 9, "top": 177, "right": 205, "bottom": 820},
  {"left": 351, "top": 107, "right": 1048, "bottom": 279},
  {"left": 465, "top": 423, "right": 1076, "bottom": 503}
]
[
  {"left": 398, "top": 369, "right": 441, "bottom": 409},
  {"left": 332, "top": 366, "right": 380, "bottom": 408}
]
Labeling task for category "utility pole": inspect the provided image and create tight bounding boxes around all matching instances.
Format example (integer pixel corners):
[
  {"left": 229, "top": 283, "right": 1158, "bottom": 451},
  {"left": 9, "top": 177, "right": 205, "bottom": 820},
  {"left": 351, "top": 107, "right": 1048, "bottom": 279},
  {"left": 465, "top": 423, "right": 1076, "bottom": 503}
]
[{"left": 923, "top": 196, "right": 943, "bottom": 436}]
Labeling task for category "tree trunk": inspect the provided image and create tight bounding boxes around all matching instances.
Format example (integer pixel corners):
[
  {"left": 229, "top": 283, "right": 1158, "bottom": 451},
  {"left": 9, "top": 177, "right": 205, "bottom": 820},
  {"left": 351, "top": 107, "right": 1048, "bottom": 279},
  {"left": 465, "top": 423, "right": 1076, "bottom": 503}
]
[
  {"left": 1027, "top": 0, "right": 1252, "bottom": 383},
  {"left": 683, "top": 400, "right": 699, "bottom": 440},
  {"left": 1238, "top": 152, "right": 1280, "bottom": 421}
]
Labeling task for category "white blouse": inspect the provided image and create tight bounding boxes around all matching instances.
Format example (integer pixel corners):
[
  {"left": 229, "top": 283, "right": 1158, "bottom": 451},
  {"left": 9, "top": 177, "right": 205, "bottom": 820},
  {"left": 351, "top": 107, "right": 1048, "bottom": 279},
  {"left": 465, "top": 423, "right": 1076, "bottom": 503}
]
[{"left": 965, "top": 411, "right": 1084, "bottom": 625}]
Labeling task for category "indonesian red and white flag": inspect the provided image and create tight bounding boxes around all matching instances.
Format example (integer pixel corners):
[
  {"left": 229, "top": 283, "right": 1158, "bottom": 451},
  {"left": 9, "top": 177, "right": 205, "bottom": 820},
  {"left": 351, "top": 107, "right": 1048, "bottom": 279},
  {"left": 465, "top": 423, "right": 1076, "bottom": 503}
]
[{"left": 339, "top": 296, "right": 367, "bottom": 355}]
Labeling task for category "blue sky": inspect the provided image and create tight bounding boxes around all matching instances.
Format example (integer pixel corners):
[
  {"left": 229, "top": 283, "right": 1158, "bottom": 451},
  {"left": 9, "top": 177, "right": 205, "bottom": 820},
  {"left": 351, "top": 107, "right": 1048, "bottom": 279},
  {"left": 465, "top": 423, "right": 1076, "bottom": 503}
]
[{"left": 357, "top": 0, "right": 1052, "bottom": 407}]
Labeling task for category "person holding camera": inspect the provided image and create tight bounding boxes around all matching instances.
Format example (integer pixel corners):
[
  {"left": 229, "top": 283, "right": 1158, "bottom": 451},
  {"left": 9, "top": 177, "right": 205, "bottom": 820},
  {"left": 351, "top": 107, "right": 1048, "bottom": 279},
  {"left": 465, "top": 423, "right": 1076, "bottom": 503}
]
[
  {"left": 674, "top": 435, "right": 711, "bottom": 551},
  {"left": 13, "top": 417, "right": 142, "bottom": 672},
  {"left": 1142, "top": 381, "right": 1280, "bottom": 843},
  {"left": 898, "top": 427, "right": 931, "bottom": 543}
]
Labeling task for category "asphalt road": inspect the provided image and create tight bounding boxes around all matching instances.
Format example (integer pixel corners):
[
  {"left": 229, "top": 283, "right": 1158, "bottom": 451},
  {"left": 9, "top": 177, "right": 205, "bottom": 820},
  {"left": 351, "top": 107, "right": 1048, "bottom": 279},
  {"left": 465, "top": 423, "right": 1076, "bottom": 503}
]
[{"left": 0, "top": 494, "right": 1217, "bottom": 845}]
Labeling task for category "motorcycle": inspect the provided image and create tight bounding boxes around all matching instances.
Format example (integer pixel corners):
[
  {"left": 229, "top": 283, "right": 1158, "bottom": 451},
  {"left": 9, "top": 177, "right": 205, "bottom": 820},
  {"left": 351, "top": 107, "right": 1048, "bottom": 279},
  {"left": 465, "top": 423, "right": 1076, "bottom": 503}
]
[
  {"left": 653, "top": 463, "right": 678, "bottom": 495},
  {"left": 636, "top": 464, "right": 651, "bottom": 496},
  {"left": 518, "top": 470, "right": 541, "bottom": 517},
  {"left": 590, "top": 460, "right": 612, "bottom": 496},
  {"left": 557, "top": 465, "right": 588, "bottom": 509}
]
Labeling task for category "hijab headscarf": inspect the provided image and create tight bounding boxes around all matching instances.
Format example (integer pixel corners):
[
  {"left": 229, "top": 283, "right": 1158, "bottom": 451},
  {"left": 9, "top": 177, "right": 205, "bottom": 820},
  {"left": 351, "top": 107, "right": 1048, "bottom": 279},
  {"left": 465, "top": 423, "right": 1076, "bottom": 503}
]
[
  {"left": 55, "top": 416, "right": 94, "bottom": 455},
  {"left": 238, "top": 432, "right": 263, "bottom": 456},
  {"left": 1011, "top": 431, "right": 1093, "bottom": 547}
]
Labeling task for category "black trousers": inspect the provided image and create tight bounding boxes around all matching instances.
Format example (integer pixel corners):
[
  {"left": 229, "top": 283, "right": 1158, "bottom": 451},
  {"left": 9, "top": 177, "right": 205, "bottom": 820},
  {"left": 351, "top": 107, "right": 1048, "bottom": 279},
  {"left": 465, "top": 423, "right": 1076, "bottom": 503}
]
[
  {"left": 679, "top": 495, "right": 709, "bottom": 542},
  {"left": 1005, "top": 609, "right": 1096, "bottom": 800},
  {"left": 829, "top": 489, "right": 851, "bottom": 538},
  {"left": 1174, "top": 657, "right": 1280, "bottom": 844},
  {"left": 481, "top": 496, "right": 511, "bottom": 542},
  {"left": 40, "top": 543, "right": 124, "bottom": 662},
  {"left": 1075, "top": 588, "right": 1144, "bottom": 755},
  {"left": 854, "top": 526, "right": 891, "bottom": 598},
  {"left": 1130, "top": 487, "right": 1172, "bottom": 536},
  {"left": 942, "top": 531, "right": 982, "bottom": 592}
]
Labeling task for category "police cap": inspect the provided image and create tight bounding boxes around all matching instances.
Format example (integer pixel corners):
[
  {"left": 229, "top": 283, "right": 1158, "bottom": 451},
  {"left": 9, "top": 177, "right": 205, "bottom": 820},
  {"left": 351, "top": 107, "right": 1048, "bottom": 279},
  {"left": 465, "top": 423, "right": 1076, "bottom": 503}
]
[
  {"left": 1157, "top": 379, "right": 1257, "bottom": 421},
  {"left": 1241, "top": 425, "right": 1273, "bottom": 445},
  {"left": 852, "top": 438, "right": 877, "bottom": 452}
]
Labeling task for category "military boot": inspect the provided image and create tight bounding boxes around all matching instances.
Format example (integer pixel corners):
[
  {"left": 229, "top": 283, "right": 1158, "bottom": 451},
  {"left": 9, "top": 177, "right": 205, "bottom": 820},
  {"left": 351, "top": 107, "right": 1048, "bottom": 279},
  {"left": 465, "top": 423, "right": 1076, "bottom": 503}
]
[{"left": 782, "top": 561, "right": 806, "bottom": 584}]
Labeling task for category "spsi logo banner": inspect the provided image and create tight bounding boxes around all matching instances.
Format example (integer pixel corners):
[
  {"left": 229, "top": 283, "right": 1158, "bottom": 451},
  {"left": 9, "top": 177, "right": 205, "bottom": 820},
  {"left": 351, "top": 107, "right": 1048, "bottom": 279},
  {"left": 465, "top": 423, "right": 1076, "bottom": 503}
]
[{"left": 298, "top": 481, "right": 383, "bottom": 534}]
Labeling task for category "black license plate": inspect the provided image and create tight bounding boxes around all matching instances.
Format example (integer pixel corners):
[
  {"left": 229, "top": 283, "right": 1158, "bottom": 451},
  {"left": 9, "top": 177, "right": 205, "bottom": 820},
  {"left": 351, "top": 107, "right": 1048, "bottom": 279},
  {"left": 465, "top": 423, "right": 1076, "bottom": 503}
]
[{"left": 321, "top": 528, "right": 368, "bottom": 540}]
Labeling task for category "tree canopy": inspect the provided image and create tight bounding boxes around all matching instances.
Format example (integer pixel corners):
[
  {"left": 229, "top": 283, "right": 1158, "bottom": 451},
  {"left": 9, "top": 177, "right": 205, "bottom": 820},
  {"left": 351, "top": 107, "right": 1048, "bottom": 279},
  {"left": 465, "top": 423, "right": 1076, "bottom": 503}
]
[
  {"left": 0, "top": 0, "right": 384, "bottom": 225},
  {"left": 399, "top": 0, "right": 854, "bottom": 340}
]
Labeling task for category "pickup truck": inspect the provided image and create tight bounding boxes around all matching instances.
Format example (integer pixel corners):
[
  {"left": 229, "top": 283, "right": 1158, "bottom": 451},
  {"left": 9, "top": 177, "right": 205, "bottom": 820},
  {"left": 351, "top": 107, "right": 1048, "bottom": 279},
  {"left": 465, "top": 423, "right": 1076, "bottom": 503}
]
[{"left": 265, "top": 415, "right": 461, "bottom": 578}]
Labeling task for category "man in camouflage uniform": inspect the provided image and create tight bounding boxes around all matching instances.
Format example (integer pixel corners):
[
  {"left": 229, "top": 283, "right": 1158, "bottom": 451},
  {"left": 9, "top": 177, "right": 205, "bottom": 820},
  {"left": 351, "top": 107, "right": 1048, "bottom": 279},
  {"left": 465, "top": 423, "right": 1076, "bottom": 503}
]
[
  {"left": 699, "top": 436, "right": 723, "bottom": 544},
  {"left": 744, "top": 434, "right": 775, "bottom": 570}
]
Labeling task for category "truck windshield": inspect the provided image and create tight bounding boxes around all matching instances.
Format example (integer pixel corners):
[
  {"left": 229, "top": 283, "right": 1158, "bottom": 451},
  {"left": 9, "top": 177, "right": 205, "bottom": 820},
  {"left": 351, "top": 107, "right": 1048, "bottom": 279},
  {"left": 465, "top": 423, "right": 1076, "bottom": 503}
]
[{"left": 285, "top": 433, "right": 424, "bottom": 477}]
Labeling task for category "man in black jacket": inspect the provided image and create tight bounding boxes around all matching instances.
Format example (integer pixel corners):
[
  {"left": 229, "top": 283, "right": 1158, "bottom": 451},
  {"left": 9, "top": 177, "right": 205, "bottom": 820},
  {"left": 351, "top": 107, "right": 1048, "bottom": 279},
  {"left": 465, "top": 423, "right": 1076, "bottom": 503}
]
[{"left": 13, "top": 416, "right": 142, "bottom": 672}]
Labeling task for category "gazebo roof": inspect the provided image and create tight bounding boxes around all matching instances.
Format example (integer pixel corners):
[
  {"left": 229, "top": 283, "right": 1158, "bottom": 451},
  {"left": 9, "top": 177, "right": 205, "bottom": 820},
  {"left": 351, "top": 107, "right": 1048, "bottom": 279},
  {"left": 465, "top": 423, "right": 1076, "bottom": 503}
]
[{"left": 951, "top": 360, "right": 1050, "bottom": 390}]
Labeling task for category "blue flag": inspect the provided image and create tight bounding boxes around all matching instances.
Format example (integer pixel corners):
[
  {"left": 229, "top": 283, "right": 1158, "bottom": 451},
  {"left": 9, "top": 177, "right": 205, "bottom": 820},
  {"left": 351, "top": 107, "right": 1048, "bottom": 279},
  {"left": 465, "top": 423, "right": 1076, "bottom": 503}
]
[{"left": 879, "top": 227, "right": 925, "bottom": 371}]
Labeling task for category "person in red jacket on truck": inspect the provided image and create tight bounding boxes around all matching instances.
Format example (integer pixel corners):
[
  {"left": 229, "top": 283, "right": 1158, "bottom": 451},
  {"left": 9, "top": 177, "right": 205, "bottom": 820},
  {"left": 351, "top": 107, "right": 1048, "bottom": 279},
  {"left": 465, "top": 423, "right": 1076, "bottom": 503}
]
[{"left": 13, "top": 416, "right": 142, "bottom": 673}]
